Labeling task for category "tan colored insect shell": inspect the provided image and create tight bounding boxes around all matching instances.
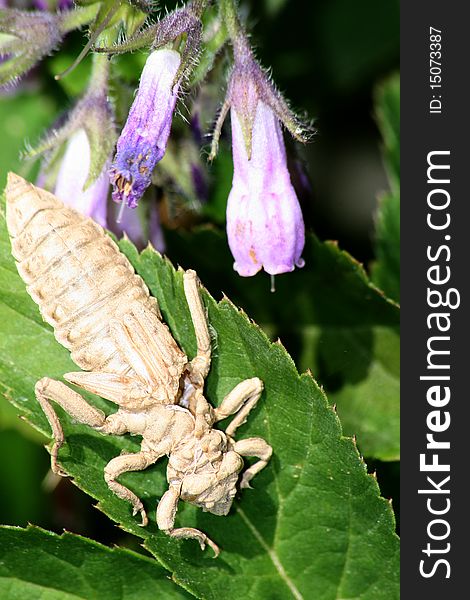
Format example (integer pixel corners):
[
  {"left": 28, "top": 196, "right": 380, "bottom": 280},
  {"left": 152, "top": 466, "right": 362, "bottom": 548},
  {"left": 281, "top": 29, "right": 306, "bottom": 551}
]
[
  {"left": 6, "top": 172, "right": 186, "bottom": 391},
  {"left": 5, "top": 173, "right": 272, "bottom": 557}
]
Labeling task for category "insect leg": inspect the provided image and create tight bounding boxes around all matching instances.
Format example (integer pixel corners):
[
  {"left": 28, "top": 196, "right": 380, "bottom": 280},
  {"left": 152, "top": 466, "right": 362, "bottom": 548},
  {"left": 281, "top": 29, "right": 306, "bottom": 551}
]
[
  {"left": 214, "top": 377, "right": 264, "bottom": 437},
  {"left": 183, "top": 270, "right": 211, "bottom": 381},
  {"left": 35, "top": 377, "right": 133, "bottom": 476},
  {"left": 191, "top": 389, "right": 215, "bottom": 438},
  {"left": 35, "top": 377, "right": 107, "bottom": 476},
  {"left": 157, "top": 484, "right": 220, "bottom": 557},
  {"left": 104, "top": 450, "right": 160, "bottom": 526},
  {"left": 233, "top": 437, "right": 273, "bottom": 489}
]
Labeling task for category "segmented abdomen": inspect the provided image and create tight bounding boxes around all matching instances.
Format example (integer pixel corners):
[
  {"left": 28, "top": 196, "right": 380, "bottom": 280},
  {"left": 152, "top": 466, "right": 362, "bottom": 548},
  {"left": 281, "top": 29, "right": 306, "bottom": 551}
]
[{"left": 6, "top": 173, "right": 160, "bottom": 374}]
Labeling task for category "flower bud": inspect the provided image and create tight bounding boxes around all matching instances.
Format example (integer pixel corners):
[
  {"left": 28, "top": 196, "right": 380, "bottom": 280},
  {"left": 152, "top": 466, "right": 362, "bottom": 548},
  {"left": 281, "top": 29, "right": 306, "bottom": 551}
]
[
  {"left": 226, "top": 101, "right": 305, "bottom": 276},
  {"left": 110, "top": 48, "right": 181, "bottom": 209},
  {"left": 54, "top": 129, "right": 109, "bottom": 228}
]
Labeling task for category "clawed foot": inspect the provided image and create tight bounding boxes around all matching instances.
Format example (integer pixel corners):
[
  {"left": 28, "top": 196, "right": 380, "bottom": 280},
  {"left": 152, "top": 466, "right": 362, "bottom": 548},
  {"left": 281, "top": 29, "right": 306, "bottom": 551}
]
[
  {"left": 240, "top": 472, "right": 254, "bottom": 490},
  {"left": 202, "top": 536, "right": 220, "bottom": 558},
  {"left": 132, "top": 502, "right": 149, "bottom": 526},
  {"left": 168, "top": 527, "right": 220, "bottom": 558},
  {"left": 50, "top": 445, "right": 68, "bottom": 478}
]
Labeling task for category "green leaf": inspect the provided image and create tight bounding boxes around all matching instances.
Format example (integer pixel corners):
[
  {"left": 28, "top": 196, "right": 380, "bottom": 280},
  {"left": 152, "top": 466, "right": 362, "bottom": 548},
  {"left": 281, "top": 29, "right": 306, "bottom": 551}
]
[
  {"left": 299, "top": 325, "right": 399, "bottom": 461},
  {"left": 0, "top": 205, "right": 399, "bottom": 599},
  {"left": 164, "top": 228, "right": 400, "bottom": 461},
  {"left": 0, "top": 432, "right": 49, "bottom": 526},
  {"left": 0, "top": 525, "right": 190, "bottom": 599},
  {"left": 371, "top": 73, "right": 400, "bottom": 303}
]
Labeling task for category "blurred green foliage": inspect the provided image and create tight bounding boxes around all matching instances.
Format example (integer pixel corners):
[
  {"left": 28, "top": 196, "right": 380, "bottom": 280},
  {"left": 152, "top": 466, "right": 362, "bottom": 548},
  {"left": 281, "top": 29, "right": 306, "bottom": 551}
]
[{"left": 371, "top": 74, "right": 400, "bottom": 302}]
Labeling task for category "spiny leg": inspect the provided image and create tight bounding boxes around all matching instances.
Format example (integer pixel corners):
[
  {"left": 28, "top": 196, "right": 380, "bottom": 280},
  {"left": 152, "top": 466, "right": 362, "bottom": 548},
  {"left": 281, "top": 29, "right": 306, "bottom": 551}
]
[
  {"left": 104, "top": 451, "right": 159, "bottom": 526},
  {"left": 214, "top": 377, "right": 264, "bottom": 437},
  {"left": 183, "top": 270, "right": 211, "bottom": 382},
  {"left": 157, "top": 484, "right": 220, "bottom": 557},
  {"left": 36, "top": 377, "right": 106, "bottom": 476},
  {"left": 35, "top": 376, "right": 132, "bottom": 476},
  {"left": 233, "top": 437, "right": 273, "bottom": 489}
]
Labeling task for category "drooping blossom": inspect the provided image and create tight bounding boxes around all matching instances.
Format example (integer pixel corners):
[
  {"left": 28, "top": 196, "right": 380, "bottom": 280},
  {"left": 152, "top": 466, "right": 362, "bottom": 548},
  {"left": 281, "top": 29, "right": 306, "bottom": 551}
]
[
  {"left": 54, "top": 128, "right": 110, "bottom": 228},
  {"left": 110, "top": 48, "right": 181, "bottom": 209},
  {"left": 227, "top": 101, "right": 305, "bottom": 276},
  {"left": 212, "top": 35, "right": 307, "bottom": 277}
]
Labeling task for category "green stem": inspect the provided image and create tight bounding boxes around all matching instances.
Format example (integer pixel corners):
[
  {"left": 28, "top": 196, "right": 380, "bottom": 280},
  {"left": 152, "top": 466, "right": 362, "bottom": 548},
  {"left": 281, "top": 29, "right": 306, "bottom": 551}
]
[
  {"left": 89, "top": 53, "right": 109, "bottom": 90},
  {"left": 56, "top": 2, "right": 121, "bottom": 80},
  {"left": 219, "top": 0, "right": 251, "bottom": 60},
  {"left": 191, "top": 0, "right": 210, "bottom": 18},
  {"left": 58, "top": 4, "right": 101, "bottom": 35},
  {"left": 220, "top": 0, "right": 241, "bottom": 41}
]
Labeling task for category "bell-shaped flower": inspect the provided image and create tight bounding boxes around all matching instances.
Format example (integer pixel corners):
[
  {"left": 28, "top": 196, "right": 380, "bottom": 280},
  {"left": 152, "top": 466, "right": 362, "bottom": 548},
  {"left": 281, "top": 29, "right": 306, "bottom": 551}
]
[
  {"left": 213, "top": 34, "right": 307, "bottom": 277},
  {"left": 109, "top": 48, "right": 181, "bottom": 209},
  {"left": 54, "top": 128, "right": 110, "bottom": 228},
  {"left": 227, "top": 101, "right": 305, "bottom": 276}
]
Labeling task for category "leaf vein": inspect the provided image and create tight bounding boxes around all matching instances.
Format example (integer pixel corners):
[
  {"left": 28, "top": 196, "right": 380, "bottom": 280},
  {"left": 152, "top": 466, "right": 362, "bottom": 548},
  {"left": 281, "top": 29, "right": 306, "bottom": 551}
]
[{"left": 236, "top": 506, "right": 303, "bottom": 600}]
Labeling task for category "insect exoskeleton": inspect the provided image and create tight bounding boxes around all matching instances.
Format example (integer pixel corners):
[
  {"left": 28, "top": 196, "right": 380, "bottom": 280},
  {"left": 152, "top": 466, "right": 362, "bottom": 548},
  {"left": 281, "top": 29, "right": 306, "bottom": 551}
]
[{"left": 5, "top": 172, "right": 272, "bottom": 557}]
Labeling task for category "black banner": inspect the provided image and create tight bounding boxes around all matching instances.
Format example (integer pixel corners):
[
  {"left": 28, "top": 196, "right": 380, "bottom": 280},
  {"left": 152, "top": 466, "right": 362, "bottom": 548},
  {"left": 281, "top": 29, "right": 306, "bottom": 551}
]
[{"left": 401, "top": 2, "right": 469, "bottom": 596}]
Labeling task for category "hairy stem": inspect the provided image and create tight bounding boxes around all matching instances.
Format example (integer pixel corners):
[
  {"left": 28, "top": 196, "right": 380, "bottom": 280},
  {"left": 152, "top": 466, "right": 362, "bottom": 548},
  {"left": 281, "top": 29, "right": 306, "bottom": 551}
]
[
  {"left": 56, "top": 2, "right": 122, "bottom": 80},
  {"left": 89, "top": 52, "right": 110, "bottom": 90},
  {"left": 191, "top": 0, "right": 210, "bottom": 18},
  {"left": 220, "top": 0, "right": 242, "bottom": 41},
  {"left": 58, "top": 4, "right": 101, "bottom": 35}
]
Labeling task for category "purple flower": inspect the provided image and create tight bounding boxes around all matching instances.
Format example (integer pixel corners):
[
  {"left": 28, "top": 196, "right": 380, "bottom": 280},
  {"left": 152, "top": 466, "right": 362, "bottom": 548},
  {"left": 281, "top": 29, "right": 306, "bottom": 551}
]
[
  {"left": 227, "top": 101, "right": 305, "bottom": 276},
  {"left": 110, "top": 48, "right": 181, "bottom": 209},
  {"left": 54, "top": 129, "right": 110, "bottom": 228},
  {"left": 57, "top": 0, "right": 74, "bottom": 10},
  {"left": 210, "top": 33, "right": 308, "bottom": 278}
]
